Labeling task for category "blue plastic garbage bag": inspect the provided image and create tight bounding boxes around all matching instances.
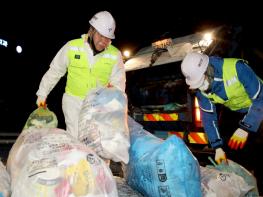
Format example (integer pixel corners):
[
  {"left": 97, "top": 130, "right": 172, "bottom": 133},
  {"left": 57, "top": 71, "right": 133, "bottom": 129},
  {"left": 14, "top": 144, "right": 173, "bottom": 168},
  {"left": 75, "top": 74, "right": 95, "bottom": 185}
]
[{"left": 126, "top": 116, "right": 202, "bottom": 197}]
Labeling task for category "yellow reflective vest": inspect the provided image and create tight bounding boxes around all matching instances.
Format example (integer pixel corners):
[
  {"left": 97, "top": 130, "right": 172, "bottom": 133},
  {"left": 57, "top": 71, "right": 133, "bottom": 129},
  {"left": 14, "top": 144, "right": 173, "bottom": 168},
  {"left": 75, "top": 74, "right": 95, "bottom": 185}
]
[
  {"left": 203, "top": 58, "right": 252, "bottom": 111},
  {"left": 66, "top": 37, "right": 118, "bottom": 99}
]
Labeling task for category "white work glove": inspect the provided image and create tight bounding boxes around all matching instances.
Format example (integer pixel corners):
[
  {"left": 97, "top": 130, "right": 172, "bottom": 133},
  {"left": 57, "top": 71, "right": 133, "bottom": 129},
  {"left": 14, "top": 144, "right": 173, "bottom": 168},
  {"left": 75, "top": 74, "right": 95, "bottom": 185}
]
[
  {"left": 36, "top": 96, "right": 46, "bottom": 107},
  {"left": 215, "top": 148, "right": 228, "bottom": 164},
  {"left": 228, "top": 128, "right": 248, "bottom": 150}
]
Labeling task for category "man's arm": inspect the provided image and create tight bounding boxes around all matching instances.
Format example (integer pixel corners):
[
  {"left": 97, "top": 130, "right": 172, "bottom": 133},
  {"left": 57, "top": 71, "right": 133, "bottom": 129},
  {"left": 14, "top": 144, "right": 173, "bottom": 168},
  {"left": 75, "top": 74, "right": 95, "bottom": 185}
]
[
  {"left": 108, "top": 51, "right": 126, "bottom": 92},
  {"left": 36, "top": 43, "right": 69, "bottom": 98},
  {"left": 196, "top": 91, "right": 224, "bottom": 148}
]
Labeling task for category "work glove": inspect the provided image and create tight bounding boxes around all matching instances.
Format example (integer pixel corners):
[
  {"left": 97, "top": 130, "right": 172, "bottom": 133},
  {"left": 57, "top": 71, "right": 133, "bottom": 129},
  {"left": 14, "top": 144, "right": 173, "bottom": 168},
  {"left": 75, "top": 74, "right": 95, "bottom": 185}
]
[
  {"left": 215, "top": 148, "right": 228, "bottom": 164},
  {"left": 107, "top": 83, "right": 113, "bottom": 88},
  {"left": 36, "top": 96, "right": 46, "bottom": 107},
  {"left": 228, "top": 128, "right": 248, "bottom": 150}
]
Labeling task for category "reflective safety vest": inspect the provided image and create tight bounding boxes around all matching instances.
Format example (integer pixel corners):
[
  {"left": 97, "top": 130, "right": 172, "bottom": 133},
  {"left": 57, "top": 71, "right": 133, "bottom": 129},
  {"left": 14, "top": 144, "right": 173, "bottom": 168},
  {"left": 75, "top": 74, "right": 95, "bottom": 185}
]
[
  {"left": 203, "top": 58, "right": 252, "bottom": 111},
  {"left": 66, "top": 38, "right": 118, "bottom": 99}
]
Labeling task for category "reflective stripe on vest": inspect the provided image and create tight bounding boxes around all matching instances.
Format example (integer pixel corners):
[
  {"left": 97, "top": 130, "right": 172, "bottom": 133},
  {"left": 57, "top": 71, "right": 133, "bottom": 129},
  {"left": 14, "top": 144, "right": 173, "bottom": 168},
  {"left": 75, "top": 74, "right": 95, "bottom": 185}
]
[
  {"left": 204, "top": 58, "right": 251, "bottom": 110},
  {"left": 66, "top": 38, "right": 118, "bottom": 99}
]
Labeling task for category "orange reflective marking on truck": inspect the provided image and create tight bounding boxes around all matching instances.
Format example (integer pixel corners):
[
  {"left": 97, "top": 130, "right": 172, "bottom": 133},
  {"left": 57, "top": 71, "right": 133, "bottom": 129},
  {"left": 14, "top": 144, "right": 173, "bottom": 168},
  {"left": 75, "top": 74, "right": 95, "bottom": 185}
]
[
  {"left": 169, "top": 131, "right": 208, "bottom": 144},
  {"left": 143, "top": 113, "right": 179, "bottom": 121}
]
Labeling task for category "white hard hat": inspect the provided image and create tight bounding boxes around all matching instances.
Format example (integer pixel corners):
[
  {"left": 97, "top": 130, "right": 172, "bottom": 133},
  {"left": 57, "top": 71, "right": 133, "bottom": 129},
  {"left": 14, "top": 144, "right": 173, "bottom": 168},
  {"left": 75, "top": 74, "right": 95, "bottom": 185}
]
[
  {"left": 181, "top": 52, "right": 209, "bottom": 89},
  {"left": 89, "top": 11, "right": 116, "bottom": 39}
]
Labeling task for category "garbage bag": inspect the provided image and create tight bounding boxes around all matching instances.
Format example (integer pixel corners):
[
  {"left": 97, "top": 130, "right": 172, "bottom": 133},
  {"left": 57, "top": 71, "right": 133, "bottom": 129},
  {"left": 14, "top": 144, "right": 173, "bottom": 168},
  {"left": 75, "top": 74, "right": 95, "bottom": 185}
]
[
  {"left": 124, "top": 116, "right": 202, "bottom": 197},
  {"left": 7, "top": 127, "right": 118, "bottom": 197},
  {"left": 0, "top": 160, "right": 11, "bottom": 197},
  {"left": 200, "top": 166, "right": 254, "bottom": 197},
  {"left": 23, "top": 106, "right": 58, "bottom": 130},
  {"left": 115, "top": 176, "right": 143, "bottom": 197},
  {"left": 206, "top": 158, "right": 259, "bottom": 197},
  {"left": 79, "top": 87, "right": 130, "bottom": 164}
]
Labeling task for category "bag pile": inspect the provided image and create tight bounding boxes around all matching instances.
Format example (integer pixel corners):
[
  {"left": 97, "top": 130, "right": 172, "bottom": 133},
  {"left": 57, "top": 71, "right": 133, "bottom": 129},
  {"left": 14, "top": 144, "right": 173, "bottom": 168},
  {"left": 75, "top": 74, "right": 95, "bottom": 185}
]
[
  {"left": 7, "top": 106, "right": 117, "bottom": 197},
  {"left": 7, "top": 128, "right": 117, "bottom": 197}
]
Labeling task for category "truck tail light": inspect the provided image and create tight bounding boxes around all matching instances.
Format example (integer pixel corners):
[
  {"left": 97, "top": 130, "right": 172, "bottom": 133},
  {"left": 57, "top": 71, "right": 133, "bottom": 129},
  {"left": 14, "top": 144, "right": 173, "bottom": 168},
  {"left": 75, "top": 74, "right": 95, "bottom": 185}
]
[{"left": 194, "top": 97, "right": 202, "bottom": 126}]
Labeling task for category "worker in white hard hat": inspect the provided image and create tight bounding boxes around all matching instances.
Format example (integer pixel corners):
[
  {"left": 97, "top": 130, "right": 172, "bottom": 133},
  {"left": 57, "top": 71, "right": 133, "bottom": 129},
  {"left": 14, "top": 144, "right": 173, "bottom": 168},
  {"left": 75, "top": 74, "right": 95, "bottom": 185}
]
[
  {"left": 181, "top": 52, "right": 263, "bottom": 166},
  {"left": 36, "top": 11, "right": 126, "bottom": 138}
]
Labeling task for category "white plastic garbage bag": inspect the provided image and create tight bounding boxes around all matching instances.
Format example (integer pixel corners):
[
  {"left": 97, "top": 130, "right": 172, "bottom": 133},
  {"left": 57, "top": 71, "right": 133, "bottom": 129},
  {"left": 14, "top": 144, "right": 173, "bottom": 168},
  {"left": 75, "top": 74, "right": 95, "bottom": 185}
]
[
  {"left": 79, "top": 87, "right": 130, "bottom": 164},
  {"left": 200, "top": 166, "right": 254, "bottom": 197},
  {"left": 0, "top": 160, "right": 11, "bottom": 197},
  {"left": 204, "top": 158, "right": 259, "bottom": 197},
  {"left": 7, "top": 127, "right": 118, "bottom": 197}
]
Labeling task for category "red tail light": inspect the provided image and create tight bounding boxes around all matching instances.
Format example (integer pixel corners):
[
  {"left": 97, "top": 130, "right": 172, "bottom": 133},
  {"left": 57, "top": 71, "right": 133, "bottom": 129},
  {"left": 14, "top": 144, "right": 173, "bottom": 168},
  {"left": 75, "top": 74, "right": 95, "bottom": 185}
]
[{"left": 194, "top": 97, "right": 202, "bottom": 126}]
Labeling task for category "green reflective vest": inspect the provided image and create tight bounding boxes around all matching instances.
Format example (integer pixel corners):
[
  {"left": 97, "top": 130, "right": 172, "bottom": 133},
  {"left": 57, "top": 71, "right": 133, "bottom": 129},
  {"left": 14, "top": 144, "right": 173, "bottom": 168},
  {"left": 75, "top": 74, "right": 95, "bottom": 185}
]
[
  {"left": 66, "top": 37, "right": 118, "bottom": 99},
  {"left": 203, "top": 58, "right": 252, "bottom": 111}
]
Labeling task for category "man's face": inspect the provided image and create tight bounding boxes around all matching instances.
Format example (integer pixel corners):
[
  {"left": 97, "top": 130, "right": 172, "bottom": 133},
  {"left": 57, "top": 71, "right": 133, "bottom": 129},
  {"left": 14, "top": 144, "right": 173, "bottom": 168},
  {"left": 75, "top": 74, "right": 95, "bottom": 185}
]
[{"left": 92, "top": 30, "right": 111, "bottom": 51}]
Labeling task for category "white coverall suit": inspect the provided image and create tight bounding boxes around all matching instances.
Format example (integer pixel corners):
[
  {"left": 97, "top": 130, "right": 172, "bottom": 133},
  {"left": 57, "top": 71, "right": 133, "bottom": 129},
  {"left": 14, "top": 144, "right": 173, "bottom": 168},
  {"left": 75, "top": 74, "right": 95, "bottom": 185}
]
[{"left": 36, "top": 34, "right": 126, "bottom": 138}]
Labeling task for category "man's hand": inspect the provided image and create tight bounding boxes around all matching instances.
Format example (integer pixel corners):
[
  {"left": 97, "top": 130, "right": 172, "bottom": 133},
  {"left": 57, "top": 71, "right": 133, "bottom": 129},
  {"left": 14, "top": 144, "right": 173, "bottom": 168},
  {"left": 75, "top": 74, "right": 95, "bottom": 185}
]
[
  {"left": 228, "top": 128, "right": 248, "bottom": 150},
  {"left": 107, "top": 83, "right": 113, "bottom": 88},
  {"left": 36, "top": 96, "right": 46, "bottom": 107},
  {"left": 215, "top": 148, "right": 228, "bottom": 164}
]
